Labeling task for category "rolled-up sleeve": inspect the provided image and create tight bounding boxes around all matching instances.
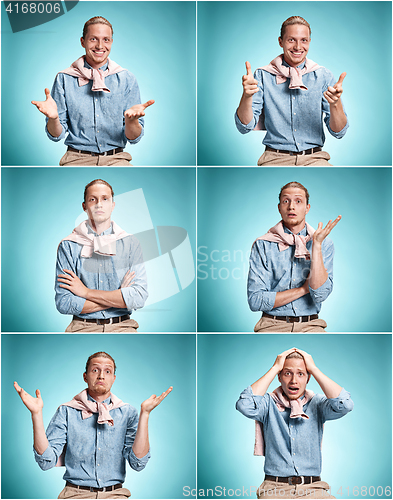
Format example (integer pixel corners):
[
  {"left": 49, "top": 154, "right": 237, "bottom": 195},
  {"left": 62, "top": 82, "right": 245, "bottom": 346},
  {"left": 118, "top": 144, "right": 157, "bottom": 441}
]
[
  {"left": 120, "top": 237, "right": 148, "bottom": 310},
  {"left": 123, "top": 408, "right": 151, "bottom": 472},
  {"left": 34, "top": 406, "right": 67, "bottom": 470},
  {"left": 247, "top": 241, "right": 276, "bottom": 312},
  {"left": 45, "top": 74, "right": 67, "bottom": 142},
  {"left": 55, "top": 242, "right": 86, "bottom": 315},
  {"left": 235, "top": 386, "right": 269, "bottom": 421},
  {"left": 318, "top": 388, "right": 354, "bottom": 422},
  {"left": 308, "top": 238, "right": 334, "bottom": 304},
  {"left": 123, "top": 72, "right": 144, "bottom": 145},
  {"left": 235, "top": 70, "right": 264, "bottom": 134},
  {"left": 322, "top": 70, "right": 349, "bottom": 139}
]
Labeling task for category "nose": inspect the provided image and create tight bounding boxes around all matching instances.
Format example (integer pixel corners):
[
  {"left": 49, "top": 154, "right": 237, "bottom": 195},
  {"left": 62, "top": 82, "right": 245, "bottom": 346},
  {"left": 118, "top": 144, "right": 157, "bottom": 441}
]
[
  {"left": 294, "top": 40, "right": 301, "bottom": 50},
  {"left": 288, "top": 200, "right": 295, "bottom": 210},
  {"left": 97, "top": 370, "right": 104, "bottom": 379}
]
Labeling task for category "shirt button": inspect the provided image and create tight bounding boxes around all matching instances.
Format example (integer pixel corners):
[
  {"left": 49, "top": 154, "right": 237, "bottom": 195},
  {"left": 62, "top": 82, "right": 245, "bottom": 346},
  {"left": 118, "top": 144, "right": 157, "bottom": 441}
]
[
  {"left": 97, "top": 131, "right": 99, "bottom": 133},
  {"left": 98, "top": 448, "right": 101, "bottom": 450},
  {"left": 294, "top": 129, "right": 297, "bottom": 132},
  {"left": 293, "top": 97, "right": 295, "bottom": 100},
  {"left": 100, "top": 280, "right": 103, "bottom": 283},
  {"left": 294, "top": 112, "right": 296, "bottom": 115},
  {"left": 98, "top": 432, "right": 100, "bottom": 435}
]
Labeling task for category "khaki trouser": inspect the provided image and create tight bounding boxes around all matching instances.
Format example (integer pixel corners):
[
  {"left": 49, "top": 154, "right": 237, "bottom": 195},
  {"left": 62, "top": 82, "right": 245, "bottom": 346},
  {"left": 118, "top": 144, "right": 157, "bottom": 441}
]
[
  {"left": 257, "top": 150, "right": 332, "bottom": 166},
  {"left": 59, "top": 150, "right": 132, "bottom": 166},
  {"left": 254, "top": 316, "right": 327, "bottom": 333},
  {"left": 58, "top": 485, "right": 131, "bottom": 499},
  {"left": 257, "top": 480, "right": 335, "bottom": 499},
  {"left": 65, "top": 318, "right": 139, "bottom": 333}
]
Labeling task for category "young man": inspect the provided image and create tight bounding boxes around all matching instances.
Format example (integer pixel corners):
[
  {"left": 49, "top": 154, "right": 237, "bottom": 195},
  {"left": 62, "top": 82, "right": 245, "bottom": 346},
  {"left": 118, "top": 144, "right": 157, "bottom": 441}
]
[
  {"left": 14, "top": 351, "right": 172, "bottom": 499},
  {"left": 55, "top": 179, "right": 148, "bottom": 332},
  {"left": 32, "top": 16, "right": 154, "bottom": 166},
  {"left": 236, "top": 348, "right": 353, "bottom": 499},
  {"left": 247, "top": 181, "right": 340, "bottom": 332},
  {"left": 235, "top": 16, "right": 348, "bottom": 166}
]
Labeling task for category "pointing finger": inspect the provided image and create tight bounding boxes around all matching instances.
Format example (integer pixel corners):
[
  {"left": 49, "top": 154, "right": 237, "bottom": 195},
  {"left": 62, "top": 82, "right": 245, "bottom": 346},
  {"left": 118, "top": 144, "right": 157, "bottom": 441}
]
[
  {"left": 245, "top": 61, "right": 252, "bottom": 76},
  {"left": 44, "top": 88, "right": 51, "bottom": 99},
  {"left": 142, "top": 99, "right": 155, "bottom": 109},
  {"left": 336, "top": 72, "right": 346, "bottom": 86}
]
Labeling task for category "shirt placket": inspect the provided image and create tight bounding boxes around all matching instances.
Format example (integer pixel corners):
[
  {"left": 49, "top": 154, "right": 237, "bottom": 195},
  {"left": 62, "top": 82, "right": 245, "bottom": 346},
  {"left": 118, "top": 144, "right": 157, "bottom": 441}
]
[
  {"left": 290, "top": 92, "right": 301, "bottom": 151},
  {"left": 290, "top": 249, "right": 297, "bottom": 316},
  {"left": 94, "top": 96, "right": 103, "bottom": 152},
  {"left": 96, "top": 425, "right": 104, "bottom": 487},
  {"left": 289, "top": 421, "right": 299, "bottom": 474}
]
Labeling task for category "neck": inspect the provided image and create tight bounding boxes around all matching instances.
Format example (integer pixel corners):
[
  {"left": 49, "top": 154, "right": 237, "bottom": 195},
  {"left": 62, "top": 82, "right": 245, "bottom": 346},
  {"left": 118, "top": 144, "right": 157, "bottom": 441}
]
[
  {"left": 85, "top": 55, "right": 106, "bottom": 71},
  {"left": 282, "top": 220, "right": 306, "bottom": 235},
  {"left": 88, "top": 389, "right": 111, "bottom": 403},
  {"left": 89, "top": 218, "right": 112, "bottom": 235},
  {"left": 282, "top": 55, "right": 304, "bottom": 68}
]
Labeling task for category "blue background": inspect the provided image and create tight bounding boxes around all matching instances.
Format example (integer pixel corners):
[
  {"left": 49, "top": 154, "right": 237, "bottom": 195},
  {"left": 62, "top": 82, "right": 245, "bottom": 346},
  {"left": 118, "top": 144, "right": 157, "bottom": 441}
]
[
  {"left": 2, "top": 333, "right": 196, "bottom": 499},
  {"left": 197, "top": 167, "right": 392, "bottom": 332},
  {"left": 197, "top": 334, "right": 392, "bottom": 499},
  {"left": 1, "top": 167, "right": 196, "bottom": 332},
  {"left": 1, "top": 1, "right": 196, "bottom": 166},
  {"left": 197, "top": 1, "right": 392, "bottom": 166}
]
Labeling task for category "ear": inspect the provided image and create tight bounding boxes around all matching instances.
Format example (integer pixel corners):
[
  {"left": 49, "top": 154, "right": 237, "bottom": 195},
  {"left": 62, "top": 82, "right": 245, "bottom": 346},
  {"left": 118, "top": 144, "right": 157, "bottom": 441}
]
[
  {"left": 278, "top": 371, "right": 282, "bottom": 383},
  {"left": 82, "top": 202, "right": 86, "bottom": 212},
  {"left": 83, "top": 373, "right": 87, "bottom": 383},
  {"left": 307, "top": 373, "right": 311, "bottom": 383},
  {"left": 278, "top": 37, "right": 283, "bottom": 48},
  {"left": 81, "top": 37, "right": 85, "bottom": 48},
  {"left": 305, "top": 203, "right": 310, "bottom": 215}
]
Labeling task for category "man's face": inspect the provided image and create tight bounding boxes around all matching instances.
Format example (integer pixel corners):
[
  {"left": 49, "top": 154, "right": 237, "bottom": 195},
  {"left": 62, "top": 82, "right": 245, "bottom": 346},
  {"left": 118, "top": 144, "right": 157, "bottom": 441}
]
[
  {"left": 81, "top": 24, "right": 113, "bottom": 69},
  {"left": 278, "top": 357, "right": 310, "bottom": 400},
  {"left": 82, "top": 184, "right": 115, "bottom": 228},
  {"left": 83, "top": 357, "right": 116, "bottom": 398},
  {"left": 278, "top": 187, "right": 310, "bottom": 231},
  {"left": 279, "top": 24, "right": 310, "bottom": 68}
]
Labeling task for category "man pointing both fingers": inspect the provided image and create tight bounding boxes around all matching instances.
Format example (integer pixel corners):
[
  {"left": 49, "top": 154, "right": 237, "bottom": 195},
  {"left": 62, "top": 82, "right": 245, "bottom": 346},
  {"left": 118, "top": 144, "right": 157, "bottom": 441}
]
[
  {"left": 235, "top": 16, "right": 348, "bottom": 166},
  {"left": 32, "top": 16, "right": 154, "bottom": 166}
]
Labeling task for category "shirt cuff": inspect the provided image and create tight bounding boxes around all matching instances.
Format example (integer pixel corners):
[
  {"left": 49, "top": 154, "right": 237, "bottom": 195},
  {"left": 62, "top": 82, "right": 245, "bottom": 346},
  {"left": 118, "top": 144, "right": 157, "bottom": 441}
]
[
  {"left": 309, "top": 277, "right": 332, "bottom": 304},
  {"left": 129, "top": 448, "right": 151, "bottom": 471},
  {"left": 234, "top": 110, "right": 255, "bottom": 134},
  {"left": 45, "top": 123, "right": 65, "bottom": 142},
  {"left": 126, "top": 119, "right": 144, "bottom": 144},
  {"left": 238, "top": 386, "right": 264, "bottom": 408},
  {"left": 328, "top": 388, "right": 354, "bottom": 411},
  {"left": 327, "top": 115, "right": 349, "bottom": 139}
]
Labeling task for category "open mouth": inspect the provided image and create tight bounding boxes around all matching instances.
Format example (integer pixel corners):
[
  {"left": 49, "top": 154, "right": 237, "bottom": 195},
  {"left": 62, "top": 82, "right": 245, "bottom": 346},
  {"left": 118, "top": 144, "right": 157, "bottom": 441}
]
[{"left": 288, "top": 387, "right": 300, "bottom": 395}]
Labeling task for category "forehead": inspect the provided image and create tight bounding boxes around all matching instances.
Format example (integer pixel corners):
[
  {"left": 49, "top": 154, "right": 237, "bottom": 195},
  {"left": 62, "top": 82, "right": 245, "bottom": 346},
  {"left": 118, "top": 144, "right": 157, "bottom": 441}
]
[
  {"left": 282, "top": 357, "right": 307, "bottom": 372},
  {"left": 280, "top": 187, "right": 307, "bottom": 201},
  {"left": 85, "top": 184, "right": 112, "bottom": 199},
  {"left": 283, "top": 24, "right": 310, "bottom": 39},
  {"left": 88, "top": 357, "right": 115, "bottom": 370},
  {"left": 85, "top": 23, "right": 112, "bottom": 39}
]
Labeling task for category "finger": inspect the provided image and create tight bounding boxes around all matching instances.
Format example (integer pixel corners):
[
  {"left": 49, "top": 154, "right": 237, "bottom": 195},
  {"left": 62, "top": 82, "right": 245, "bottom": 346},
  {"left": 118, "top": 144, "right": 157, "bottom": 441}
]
[
  {"left": 63, "top": 269, "right": 76, "bottom": 277},
  {"left": 245, "top": 61, "right": 252, "bottom": 76},
  {"left": 44, "top": 88, "right": 51, "bottom": 100},
  {"left": 328, "top": 215, "right": 342, "bottom": 230},
  {"left": 36, "top": 389, "right": 42, "bottom": 399},
  {"left": 336, "top": 72, "right": 346, "bottom": 86},
  {"left": 327, "top": 86, "right": 337, "bottom": 94},
  {"left": 142, "top": 99, "right": 155, "bottom": 109},
  {"left": 14, "top": 381, "right": 22, "bottom": 393}
]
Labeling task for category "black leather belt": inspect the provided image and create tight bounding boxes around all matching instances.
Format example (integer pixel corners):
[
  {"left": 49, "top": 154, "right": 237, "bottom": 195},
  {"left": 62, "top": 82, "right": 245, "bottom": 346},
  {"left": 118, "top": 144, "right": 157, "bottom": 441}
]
[
  {"left": 73, "top": 314, "right": 130, "bottom": 325},
  {"left": 67, "top": 146, "right": 124, "bottom": 156},
  {"left": 66, "top": 481, "right": 123, "bottom": 492},
  {"left": 263, "top": 313, "right": 318, "bottom": 323},
  {"left": 265, "top": 475, "right": 321, "bottom": 485},
  {"left": 266, "top": 146, "right": 322, "bottom": 156}
]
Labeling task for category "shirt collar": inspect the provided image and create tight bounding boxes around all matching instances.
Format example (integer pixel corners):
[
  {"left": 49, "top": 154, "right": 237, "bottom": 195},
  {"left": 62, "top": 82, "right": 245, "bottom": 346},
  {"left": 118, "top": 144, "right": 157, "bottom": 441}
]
[
  {"left": 86, "top": 221, "right": 113, "bottom": 237},
  {"left": 282, "top": 57, "right": 306, "bottom": 70},
  {"left": 283, "top": 224, "right": 307, "bottom": 236},
  {"left": 87, "top": 393, "right": 111, "bottom": 405},
  {"left": 84, "top": 58, "right": 109, "bottom": 71}
]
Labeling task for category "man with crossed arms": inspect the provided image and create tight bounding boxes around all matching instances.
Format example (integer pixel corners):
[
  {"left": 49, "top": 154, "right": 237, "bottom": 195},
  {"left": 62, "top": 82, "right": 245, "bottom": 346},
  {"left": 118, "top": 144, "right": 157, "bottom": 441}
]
[
  {"left": 236, "top": 348, "right": 353, "bottom": 499},
  {"left": 235, "top": 16, "right": 348, "bottom": 166},
  {"left": 14, "top": 351, "right": 172, "bottom": 499},
  {"left": 248, "top": 181, "right": 340, "bottom": 332},
  {"left": 32, "top": 16, "right": 154, "bottom": 166},
  {"left": 55, "top": 178, "right": 147, "bottom": 332}
]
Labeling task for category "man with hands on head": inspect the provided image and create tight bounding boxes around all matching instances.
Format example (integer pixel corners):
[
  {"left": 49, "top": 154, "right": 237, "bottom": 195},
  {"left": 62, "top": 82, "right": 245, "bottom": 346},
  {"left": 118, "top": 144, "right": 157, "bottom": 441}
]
[
  {"left": 14, "top": 351, "right": 173, "bottom": 499},
  {"left": 32, "top": 16, "right": 154, "bottom": 166},
  {"left": 248, "top": 181, "right": 340, "bottom": 332},
  {"left": 236, "top": 348, "right": 353, "bottom": 499},
  {"left": 235, "top": 16, "right": 348, "bottom": 166},
  {"left": 55, "top": 179, "right": 148, "bottom": 332}
]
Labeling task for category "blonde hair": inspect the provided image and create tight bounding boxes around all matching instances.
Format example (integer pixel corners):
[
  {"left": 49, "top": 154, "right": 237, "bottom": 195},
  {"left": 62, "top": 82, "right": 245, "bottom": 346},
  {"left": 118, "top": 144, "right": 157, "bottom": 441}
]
[
  {"left": 279, "top": 181, "right": 309, "bottom": 204},
  {"left": 280, "top": 16, "right": 311, "bottom": 39},
  {"left": 85, "top": 352, "right": 116, "bottom": 373},
  {"left": 82, "top": 16, "right": 113, "bottom": 39}
]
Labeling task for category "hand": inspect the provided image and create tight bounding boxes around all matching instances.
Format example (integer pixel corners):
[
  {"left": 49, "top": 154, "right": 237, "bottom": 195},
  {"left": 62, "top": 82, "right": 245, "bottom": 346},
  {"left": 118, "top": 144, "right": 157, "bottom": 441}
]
[
  {"left": 293, "top": 348, "right": 317, "bottom": 375},
  {"left": 124, "top": 100, "right": 155, "bottom": 121},
  {"left": 141, "top": 386, "right": 173, "bottom": 414},
  {"left": 14, "top": 382, "right": 44, "bottom": 415},
  {"left": 120, "top": 270, "right": 135, "bottom": 288},
  {"left": 273, "top": 348, "right": 298, "bottom": 372},
  {"left": 312, "top": 215, "right": 341, "bottom": 245},
  {"left": 31, "top": 88, "right": 59, "bottom": 119},
  {"left": 242, "top": 61, "right": 259, "bottom": 98},
  {"left": 324, "top": 72, "right": 346, "bottom": 105},
  {"left": 58, "top": 269, "right": 89, "bottom": 298}
]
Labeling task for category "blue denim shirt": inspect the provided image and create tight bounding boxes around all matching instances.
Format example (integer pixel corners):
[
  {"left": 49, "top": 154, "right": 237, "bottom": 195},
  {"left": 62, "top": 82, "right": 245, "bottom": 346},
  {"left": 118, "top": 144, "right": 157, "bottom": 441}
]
[
  {"left": 235, "top": 60, "right": 349, "bottom": 151},
  {"left": 46, "top": 60, "right": 144, "bottom": 153},
  {"left": 247, "top": 224, "right": 334, "bottom": 316},
  {"left": 55, "top": 223, "right": 148, "bottom": 319},
  {"left": 236, "top": 386, "right": 353, "bottom": 476},
  {"left": 34, "top": 394, "right": 150, "bottom": 488}
]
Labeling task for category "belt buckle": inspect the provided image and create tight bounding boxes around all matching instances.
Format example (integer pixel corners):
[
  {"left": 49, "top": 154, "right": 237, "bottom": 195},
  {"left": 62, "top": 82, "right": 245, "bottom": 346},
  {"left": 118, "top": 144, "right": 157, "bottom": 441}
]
[
  {"left": 288, "top": 476, "right": 304, "bottom": 486},
  {"left": 103, "top": 151, "right": 108, "bottom": 156}
]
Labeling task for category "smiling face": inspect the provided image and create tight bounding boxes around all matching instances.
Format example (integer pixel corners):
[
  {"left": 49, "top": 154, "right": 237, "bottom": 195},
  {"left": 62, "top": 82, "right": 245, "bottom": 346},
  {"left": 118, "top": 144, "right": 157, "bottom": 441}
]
[
  {"left": 81, "top": 23, "right": 113, "bottom": 70},
  {"left": 278, "top": 187, "right": 310, "bottom": 234},
  {"left": 278, "top": 357, "right": 310, "bottom": 400},
  {"left": 82, "top": 183, "right": 115, "bottom": 232},
  {"left": 279, "top": 24, "right": 310, "bottom": 67},
  {"left": 83, "top": 357, "right": 116, "bottom": 401}
]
